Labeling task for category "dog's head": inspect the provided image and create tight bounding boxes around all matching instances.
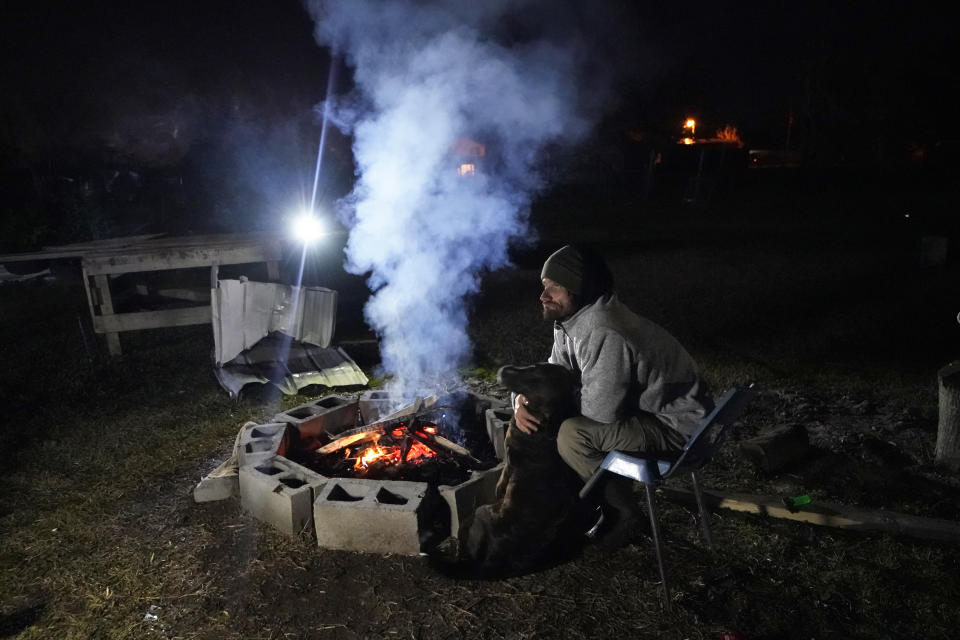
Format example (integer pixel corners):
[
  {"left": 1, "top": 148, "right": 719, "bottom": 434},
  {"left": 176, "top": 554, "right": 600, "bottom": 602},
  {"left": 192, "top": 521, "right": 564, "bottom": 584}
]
[{"left": 497, "top": 363, "right": 578, "bottom": 434}]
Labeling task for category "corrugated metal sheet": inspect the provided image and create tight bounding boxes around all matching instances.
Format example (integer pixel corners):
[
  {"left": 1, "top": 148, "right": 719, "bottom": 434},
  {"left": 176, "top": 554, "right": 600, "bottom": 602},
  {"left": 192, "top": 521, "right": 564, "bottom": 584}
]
[
  {"left": 214, "top": 335, "right": 368, "bottom": 398},
  {"left": 212, "top": 279, "right": 337, "bottom": 365}
]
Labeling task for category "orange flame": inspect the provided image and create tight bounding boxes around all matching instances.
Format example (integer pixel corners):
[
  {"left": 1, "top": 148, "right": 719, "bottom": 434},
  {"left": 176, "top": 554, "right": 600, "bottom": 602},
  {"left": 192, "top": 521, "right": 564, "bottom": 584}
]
[
  {"left": 348, "top": 422, "right": 443, "bottom": 471},
  {"left": 353, "top": 443, "right": 400, "bottom": 470},
  {"left": 715, "top": 124, "right": 743, "bottom": 146}
]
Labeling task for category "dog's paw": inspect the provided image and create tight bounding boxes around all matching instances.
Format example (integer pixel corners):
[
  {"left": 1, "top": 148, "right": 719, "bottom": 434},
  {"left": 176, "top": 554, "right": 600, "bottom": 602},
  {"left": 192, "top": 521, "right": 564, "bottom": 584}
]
[{"left": 432, "top": 536, "right": 461, "bottom": 563}]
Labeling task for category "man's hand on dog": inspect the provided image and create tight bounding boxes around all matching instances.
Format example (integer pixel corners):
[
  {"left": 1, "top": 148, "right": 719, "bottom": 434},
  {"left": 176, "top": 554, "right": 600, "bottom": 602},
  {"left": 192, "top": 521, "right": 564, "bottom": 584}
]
[{"left": 513, "top": 394, "right": 541, "bottom": 433}]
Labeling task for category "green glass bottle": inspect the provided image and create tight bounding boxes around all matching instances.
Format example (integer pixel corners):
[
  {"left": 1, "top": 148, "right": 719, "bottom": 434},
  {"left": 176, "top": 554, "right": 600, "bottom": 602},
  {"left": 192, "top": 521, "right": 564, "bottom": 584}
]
[{"left": 781, "top": 494, "right": 811, "bottom": 512}]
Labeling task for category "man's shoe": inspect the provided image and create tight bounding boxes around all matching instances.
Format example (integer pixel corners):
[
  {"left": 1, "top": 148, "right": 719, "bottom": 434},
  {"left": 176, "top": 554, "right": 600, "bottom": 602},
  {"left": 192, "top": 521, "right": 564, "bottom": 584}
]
[
  {"left": 593, "top": 508, "right": 649, "bottom": 550},
  {"left": 592, "top": 476, "right": 650, "bottom": 550}
]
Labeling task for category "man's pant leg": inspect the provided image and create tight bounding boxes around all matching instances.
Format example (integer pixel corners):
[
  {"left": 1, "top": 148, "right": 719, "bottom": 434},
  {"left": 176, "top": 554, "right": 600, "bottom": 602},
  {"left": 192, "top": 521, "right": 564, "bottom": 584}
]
[{"left": 556, "top": 414, "right": 686, "bottom": 481}]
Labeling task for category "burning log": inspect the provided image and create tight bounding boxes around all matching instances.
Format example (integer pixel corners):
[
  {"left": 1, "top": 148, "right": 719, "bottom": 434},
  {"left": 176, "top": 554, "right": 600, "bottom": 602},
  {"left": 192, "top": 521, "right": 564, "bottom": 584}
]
[
  {"left": 317, "top": 425, "right": 385, "bottom": 455},
  {"left": 410, "top": 428, "right": 485, "bottom": 469}
]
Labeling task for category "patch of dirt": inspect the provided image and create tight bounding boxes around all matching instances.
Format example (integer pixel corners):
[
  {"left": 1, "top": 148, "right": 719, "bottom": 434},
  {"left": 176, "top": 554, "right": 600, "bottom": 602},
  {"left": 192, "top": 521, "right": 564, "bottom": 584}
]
[
  {"left": 712, "top": 384, "right": 960, "bottom": 521},
  {"left": 129, "top": 380, "right": 960, "bottom": 640}
]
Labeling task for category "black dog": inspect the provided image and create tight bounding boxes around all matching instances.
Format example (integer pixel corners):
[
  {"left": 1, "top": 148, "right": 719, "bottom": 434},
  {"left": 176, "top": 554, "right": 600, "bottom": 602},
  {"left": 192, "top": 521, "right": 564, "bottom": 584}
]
[{"left": 440, "top": 363, "right": 586, "bottom": 577}]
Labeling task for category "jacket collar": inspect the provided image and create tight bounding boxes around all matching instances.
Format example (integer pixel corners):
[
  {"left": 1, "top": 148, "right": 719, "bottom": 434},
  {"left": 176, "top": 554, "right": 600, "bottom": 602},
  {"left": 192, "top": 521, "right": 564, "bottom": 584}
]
[{"left": 555, "top": 293, "right": 617, "bottom": 332}]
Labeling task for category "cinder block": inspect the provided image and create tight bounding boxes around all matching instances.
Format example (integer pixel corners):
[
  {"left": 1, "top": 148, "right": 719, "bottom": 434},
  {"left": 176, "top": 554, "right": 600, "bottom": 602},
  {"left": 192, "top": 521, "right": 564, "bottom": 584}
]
[
  {"left": 438, "top": 463, "right": 504, "bottom": 537},
  {"left": 193, "top": 473, "right": 238, "bottom": 503},
  {"left": 463, "top": 390, "right": 509, "bottom": 418},
  {"left": 313, "top": 478, "right": 440, "bottom": 555},
  {"left": 238, "top": 422, "right": 291, "bottom": 468},
  {"left": 274, "top": 395, "right": 359, "bottom": 439},
  {"left": 485, "top": 407, "right": 513, "bottom": 460},
  {"left": 239, "top": 457, "right": 327, "bottom": 537},
  {"left": 357, "top": 390, "right": 401, "bottom": 424}
]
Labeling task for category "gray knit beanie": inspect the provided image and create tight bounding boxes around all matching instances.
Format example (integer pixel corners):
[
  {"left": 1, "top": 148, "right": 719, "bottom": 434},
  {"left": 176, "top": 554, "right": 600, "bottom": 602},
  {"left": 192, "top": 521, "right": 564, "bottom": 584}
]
[{"left": 540, "top": 245, "right": 583, "bottom": 295}]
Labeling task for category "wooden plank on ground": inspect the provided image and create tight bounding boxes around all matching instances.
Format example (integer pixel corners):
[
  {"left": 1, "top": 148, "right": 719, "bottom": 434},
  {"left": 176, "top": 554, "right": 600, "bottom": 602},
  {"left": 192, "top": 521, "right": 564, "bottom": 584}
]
[
  {"left": 661, "top": 486, "right": 960, "bottom": 543},
  {"left": 91, "top": 306, "right": 212, "bottom": 333}
]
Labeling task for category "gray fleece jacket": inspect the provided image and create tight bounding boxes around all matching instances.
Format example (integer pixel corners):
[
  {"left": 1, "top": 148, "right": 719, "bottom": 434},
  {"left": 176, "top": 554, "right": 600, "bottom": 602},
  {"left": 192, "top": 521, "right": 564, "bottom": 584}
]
[{"left": 548, "top": 294, "right": 713, "bottom": 439}]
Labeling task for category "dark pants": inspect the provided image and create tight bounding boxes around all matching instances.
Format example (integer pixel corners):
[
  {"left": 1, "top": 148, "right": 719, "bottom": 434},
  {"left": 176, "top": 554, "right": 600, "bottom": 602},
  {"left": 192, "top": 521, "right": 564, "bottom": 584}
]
[{"left": 556, "top": 413, "right": 686, "bottom": 480}]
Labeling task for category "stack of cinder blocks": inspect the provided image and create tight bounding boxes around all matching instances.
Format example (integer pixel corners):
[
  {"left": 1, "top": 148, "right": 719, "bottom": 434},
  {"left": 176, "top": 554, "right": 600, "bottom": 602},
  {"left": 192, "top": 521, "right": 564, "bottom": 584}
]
[
  {"left": 192, "top": 421, "right": 291, "bottom": 503},
  {"left": 199, "top": 389, "right": 509, "bottom": 556},
  {"left": 237, "top": 394, "right": 359, "bottom": 537}
]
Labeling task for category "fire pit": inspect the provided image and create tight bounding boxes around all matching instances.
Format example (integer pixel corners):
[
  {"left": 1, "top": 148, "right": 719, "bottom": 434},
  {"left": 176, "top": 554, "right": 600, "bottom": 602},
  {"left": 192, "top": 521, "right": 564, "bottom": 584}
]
[{"left": 231, "top": 389, "right": 509, "bottom": 555}]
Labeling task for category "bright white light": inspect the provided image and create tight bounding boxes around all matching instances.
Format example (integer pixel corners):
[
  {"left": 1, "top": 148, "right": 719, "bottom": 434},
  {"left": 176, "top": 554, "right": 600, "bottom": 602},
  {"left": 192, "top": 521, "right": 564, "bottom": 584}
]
[{"left": 291, "top": 212, "right": 326, "bottom": 244}]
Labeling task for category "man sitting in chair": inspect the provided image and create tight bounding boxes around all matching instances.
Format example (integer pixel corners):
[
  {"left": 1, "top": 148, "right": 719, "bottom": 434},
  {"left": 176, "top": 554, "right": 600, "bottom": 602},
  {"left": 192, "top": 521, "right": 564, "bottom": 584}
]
[{"left": 512, "top": 245, "right": 714, "bottom": 548}]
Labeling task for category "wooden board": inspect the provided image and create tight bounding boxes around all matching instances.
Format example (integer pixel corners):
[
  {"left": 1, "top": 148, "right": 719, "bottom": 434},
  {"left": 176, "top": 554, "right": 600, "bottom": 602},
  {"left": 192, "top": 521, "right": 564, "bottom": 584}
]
[
  {"left": 91, "top": 306, "right": 213, "bottom": 333},
  {"left": 82, "top": 240, "right": 284, "bottom": 276},
  {"left": 0, "top": 234, "right": 167, "bottom": 262},
  {"left": 661, "top": 486, "right": 960, "bottom": 542}
]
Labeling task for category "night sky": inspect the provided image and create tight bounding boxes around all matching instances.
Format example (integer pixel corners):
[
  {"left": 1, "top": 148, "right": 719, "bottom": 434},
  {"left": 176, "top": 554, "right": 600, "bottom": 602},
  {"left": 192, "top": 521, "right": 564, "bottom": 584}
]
[{"left": 0, "top": 0, "right": 956, "bottom": 241}]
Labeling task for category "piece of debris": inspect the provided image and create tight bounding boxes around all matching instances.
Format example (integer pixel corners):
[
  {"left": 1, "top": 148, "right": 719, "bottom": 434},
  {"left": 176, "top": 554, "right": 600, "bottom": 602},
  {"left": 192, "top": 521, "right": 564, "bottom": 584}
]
[
  {"left": 142, "top": 604, "right": 161, "bottom": 623},
  {"left": 192, "top": 423, "right": 254, "bottom": 502},
  {"left": 0, "top": 264, "right": 52, "bottom": 284}
]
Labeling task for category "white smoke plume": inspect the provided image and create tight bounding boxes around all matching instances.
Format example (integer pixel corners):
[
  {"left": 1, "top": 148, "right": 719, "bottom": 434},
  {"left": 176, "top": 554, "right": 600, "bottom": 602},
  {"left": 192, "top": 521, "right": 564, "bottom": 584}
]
[{"left": 304, "top": 0, "right": 616, "bottom": 396}]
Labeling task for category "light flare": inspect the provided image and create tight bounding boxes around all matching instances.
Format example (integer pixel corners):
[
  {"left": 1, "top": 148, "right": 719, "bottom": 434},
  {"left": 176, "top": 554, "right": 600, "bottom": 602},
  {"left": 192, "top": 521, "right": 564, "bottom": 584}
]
[{"left": 290, "top": 211, "right": 327, "bottom": 244}]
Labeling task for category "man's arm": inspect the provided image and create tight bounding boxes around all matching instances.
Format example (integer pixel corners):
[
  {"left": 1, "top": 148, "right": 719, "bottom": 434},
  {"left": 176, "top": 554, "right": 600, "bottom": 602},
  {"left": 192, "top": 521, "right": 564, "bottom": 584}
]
[
  {"left": 516, "top": 325, "right": 569, "bottom": 433},
  {"left": 578, "top": 328, "right": 634, "bottom": 424}
]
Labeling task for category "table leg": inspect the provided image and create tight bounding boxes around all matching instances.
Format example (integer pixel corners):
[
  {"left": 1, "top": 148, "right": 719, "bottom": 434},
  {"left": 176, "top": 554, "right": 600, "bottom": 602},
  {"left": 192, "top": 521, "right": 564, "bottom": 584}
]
[
  {"left": 93, "top": 274, "right": 122, "bottom": 356},
  {"left": 266, "top": 260, "right": 280, "bottom": 282},
  {"left": 80, "top": 264, "right": 98, "bottom": 329}
]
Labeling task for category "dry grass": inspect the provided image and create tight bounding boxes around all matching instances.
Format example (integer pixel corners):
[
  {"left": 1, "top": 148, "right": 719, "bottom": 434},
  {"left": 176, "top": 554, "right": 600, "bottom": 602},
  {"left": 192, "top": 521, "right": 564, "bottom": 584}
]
[{"left": 2, "top": 174, "right": 960, "bottom": 638}]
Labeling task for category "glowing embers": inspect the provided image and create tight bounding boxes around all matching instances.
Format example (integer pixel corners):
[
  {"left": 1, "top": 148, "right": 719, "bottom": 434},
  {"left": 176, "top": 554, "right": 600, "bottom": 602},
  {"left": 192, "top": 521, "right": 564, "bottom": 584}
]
[
  {"left": 297, "top": 417, "right": 475, "bottom": 485},
  {"left": 348, "top": 436, "right": 436, "bottom": 471},
  {"left": 344, "top": 421, "right": 441, "bottom": 471}
]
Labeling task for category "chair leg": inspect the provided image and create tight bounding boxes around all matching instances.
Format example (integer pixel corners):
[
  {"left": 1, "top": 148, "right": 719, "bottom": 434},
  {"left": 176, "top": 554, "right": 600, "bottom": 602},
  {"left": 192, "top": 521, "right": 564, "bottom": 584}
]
[
  {"left": 643, "top": 483, "right": 671, "bottom": 612},
  {"left": 690, "top": 471, "right": 714, "bottom": 548}
]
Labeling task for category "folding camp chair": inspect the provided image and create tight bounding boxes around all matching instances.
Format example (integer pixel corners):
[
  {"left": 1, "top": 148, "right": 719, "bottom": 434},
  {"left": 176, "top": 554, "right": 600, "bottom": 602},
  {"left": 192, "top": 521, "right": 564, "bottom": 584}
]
[{"left": 579, "top": 385, "right": 753, "bottom": 610}]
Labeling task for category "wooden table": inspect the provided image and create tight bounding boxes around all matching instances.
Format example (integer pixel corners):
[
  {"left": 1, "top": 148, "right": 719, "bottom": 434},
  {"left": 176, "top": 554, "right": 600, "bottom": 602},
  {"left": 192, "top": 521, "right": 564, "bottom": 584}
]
[{"left": 0, "top": 233, "right": 285, "bottom": 355}]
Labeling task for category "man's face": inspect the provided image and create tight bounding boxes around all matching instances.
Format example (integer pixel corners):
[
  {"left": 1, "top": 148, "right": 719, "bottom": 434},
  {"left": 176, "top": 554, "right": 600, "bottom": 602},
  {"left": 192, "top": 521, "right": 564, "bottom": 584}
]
[{"left": 540, "top": 278, "right": 577, "bottom": 321}]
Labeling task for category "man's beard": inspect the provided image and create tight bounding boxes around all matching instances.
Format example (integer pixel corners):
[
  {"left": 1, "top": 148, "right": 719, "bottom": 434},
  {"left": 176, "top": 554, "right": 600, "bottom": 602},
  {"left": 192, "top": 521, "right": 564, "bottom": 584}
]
[{"left": 542, "top": 306, "right": 565, "bottom": 322}]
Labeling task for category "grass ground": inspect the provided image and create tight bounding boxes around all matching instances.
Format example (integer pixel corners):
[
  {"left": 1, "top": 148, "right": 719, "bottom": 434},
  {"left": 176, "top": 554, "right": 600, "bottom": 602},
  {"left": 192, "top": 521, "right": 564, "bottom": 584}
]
[{"left": 2, "top": 169, "right": 960, "bottom": 639}]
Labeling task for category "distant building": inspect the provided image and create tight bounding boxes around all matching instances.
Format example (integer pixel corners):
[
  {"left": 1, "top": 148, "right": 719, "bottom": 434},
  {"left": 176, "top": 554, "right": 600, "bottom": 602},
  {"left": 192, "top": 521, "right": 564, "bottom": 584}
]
[{"left": 449, "top": 137, "right": 485, "bottom": 177}]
